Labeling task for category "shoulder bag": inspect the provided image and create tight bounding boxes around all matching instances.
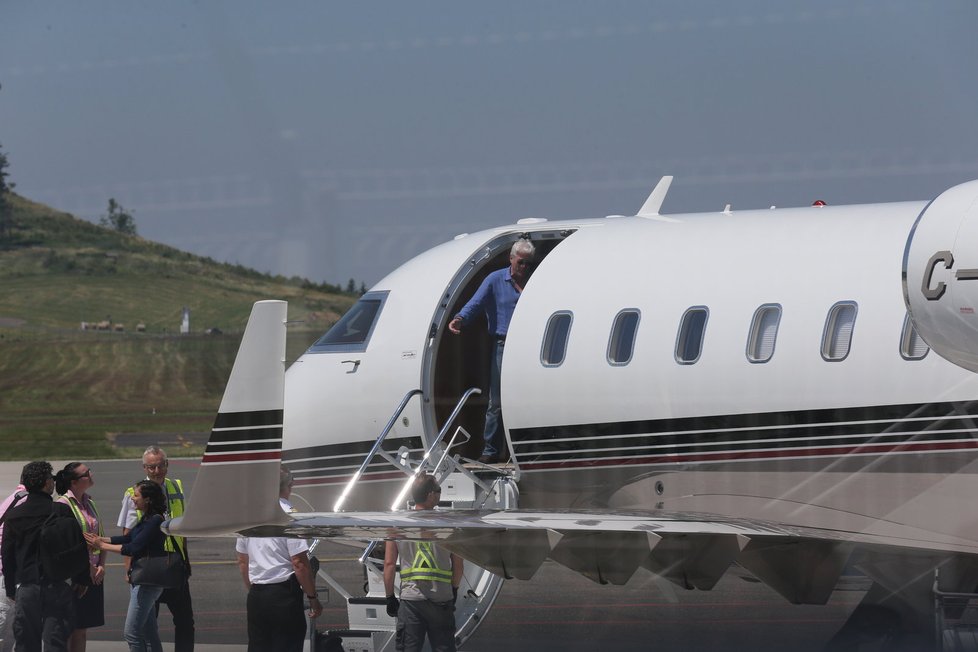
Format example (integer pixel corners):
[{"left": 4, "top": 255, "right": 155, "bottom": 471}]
[{"left": 129, "top": 535, "right": 188, "bottom": 588}]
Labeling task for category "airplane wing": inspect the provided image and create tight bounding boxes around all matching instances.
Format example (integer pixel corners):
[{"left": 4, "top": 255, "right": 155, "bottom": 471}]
[{"left": 224, "top": 506, "right": 978, "bottom": 605}]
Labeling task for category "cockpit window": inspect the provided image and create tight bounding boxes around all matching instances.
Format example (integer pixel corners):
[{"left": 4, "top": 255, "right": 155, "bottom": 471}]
[{"left": 308, "top": 291, "right": 389, "bottom": 353}]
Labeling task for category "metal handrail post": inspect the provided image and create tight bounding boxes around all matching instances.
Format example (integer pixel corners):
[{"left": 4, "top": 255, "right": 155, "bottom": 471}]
[
  {"left": 388, "top": 387, "right": 481, "bottom": 511},
  {"left": 332, "top": 388, "right": 423, "bottom": 512},
  {"left": 431, "top": 426, "right": 471, "bottom": 479}
]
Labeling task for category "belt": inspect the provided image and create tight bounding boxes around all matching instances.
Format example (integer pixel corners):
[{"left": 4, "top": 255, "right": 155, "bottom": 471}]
[
  {"left": 496, "top": 335, "right": 506, "bottom": 342},
  {"left": 251, "top": 574, "right": 297, "bottom": 589}
]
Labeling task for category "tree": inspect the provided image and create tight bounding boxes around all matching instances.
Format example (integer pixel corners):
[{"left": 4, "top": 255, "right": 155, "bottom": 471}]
[
  {"left": 346, "top": 278, "right": 356, "bottom": 294},
  {"left": 99, "top": 198, "right": 137, "bottom": 235},
  {"left": 0, "top": 142, "right": 13, "bottom": 243}
]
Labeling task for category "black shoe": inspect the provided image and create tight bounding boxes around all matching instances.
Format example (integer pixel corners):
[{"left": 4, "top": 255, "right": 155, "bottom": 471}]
[{"left": 477, "top": 454, "right": 496, "bottom": 464}]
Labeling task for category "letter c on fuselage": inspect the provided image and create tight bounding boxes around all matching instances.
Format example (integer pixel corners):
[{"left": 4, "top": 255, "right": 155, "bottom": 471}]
[{"left": 922, "top": 250, "right": 954, "bottom": 300}]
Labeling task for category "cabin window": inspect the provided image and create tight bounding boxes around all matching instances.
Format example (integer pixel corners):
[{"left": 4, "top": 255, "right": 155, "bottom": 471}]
[
  {"left": 541, "top": 312, "right": 573, "bottom": 367},
  {"left": 307, "top": 291, "right": 388, "bottom": 353},
  {"left": 607, "top": 310, "right": 640, "bottom": 366},
  {"left": 900, "top": 312, "right": 929, "bottom": 360},
  {"left": 675, "top": 307, "right": 709, "bottom": 364},
  {"left": 746, "top": 304, "right": 782, "bottom": 363},
  {"left": 821, "top": 301, "right": 857, "bottom": 361}
]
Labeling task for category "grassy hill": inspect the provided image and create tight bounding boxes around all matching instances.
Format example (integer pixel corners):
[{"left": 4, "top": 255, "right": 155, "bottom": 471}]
[{"left": 0, "top": 193, "right": 357, "bottom": 460}]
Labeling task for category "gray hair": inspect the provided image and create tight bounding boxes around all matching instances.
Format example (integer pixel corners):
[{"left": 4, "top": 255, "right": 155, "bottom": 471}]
[
  {"left": 279, "top": 467, "right": 294, "bottom": 493},
  {"left": 510, "top": 238, "right": 535, "bottom": 258},
  {"left": 143, "top": 445, "right": 168, "bottom": 462}
]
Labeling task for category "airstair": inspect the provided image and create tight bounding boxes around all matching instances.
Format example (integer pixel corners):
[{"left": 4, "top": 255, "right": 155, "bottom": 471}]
[
  {"left": 935, "top": 573, "right": 978, "bottom": 652},
  {"left": 306, "top": 388, "right": 518, "bottom": 652}
]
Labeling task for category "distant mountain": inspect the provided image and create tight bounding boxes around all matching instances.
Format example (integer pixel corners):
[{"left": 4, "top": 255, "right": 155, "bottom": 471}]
[{"left": 0, "top": 193, "right": 356, "bottom": 460}]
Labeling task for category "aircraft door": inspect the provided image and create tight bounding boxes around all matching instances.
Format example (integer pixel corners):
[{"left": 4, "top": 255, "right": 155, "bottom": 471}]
[{"left": 425, "top": 231, "right": 573, "bottom": 461}]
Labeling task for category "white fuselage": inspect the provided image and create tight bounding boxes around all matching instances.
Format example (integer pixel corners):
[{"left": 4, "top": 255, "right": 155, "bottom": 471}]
[{"left": 283, "top": 187, "right": 978, "bottom": 552}]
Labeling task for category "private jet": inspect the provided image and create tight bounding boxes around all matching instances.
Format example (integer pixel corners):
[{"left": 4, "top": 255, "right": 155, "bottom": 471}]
[{"left": 170, "top": 177, "right": 978, "bottom": 650}]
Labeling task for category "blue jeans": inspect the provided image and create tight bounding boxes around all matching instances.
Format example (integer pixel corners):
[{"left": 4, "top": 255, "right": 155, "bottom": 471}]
[
  {"left": 125, "top": 585, "right": 164, "bottom": 652},
  {"left": 482, "top": 339, "right": 505, "bottom": 457}
]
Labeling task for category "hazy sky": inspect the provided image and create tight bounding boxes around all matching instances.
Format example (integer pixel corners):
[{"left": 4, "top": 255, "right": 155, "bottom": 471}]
[{"left": 3, "top": 1, "right": 977, "bottom": 286}]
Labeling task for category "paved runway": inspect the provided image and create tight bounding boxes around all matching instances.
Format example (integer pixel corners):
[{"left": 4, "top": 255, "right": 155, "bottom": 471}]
[{"left": 1, "top": 459, "right": 861, "bottom": 651}]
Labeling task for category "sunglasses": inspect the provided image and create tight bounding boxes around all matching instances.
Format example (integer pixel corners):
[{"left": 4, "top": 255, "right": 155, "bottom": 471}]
[{"left": 77, "top": 470, "right": 92, "bottom": 479}]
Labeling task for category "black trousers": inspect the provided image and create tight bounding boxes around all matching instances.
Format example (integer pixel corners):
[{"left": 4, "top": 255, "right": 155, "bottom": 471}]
[
  {"left": 156, "top": 580, "right": 195, "bottom": 652},
  {"left": 246, "top": 575, "right": 306, "bottom": 652},
  {"left": 12, "top": 582, "right": 74, "bottom": 652}
]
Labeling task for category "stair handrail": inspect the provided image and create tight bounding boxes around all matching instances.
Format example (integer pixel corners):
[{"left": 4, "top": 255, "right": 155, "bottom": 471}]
[
  {"left": 388, "top": 387, "right": 482, "bottom": 511},
  {"left": 332, "top": 388, "right": 423, "bottom": 512}
]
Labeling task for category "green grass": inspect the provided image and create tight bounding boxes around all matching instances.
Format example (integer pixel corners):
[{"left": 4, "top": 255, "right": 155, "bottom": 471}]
[
  {"left": 0, "top": 192, "right": 355, "bottom": 459},
  {"left": 0, "top": 326, "right": 325, "bottom": 460}
]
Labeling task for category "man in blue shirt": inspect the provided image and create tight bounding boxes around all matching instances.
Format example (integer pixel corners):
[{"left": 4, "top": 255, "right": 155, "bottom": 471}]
[{"left": 448, "top": 239, "right": 536, "bottom": 463}]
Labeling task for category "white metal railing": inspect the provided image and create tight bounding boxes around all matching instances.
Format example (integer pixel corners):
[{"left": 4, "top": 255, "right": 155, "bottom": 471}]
[
  {"left": 332, "top": 388, "right": 423, "bottom": 512},
  {"left": 388, "top": 387, "right": 482, "bottom": 510}
]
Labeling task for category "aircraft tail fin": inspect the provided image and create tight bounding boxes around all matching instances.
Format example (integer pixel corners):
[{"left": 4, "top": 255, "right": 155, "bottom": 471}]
[{"left": 168, "top": 300, "right": 290, "bottom": 536}]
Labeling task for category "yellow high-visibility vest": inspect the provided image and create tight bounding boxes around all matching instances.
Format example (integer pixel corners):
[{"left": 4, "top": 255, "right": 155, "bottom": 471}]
[
  {"left": 126, "top": 478, "right": 187, "bottom": 558},
  {"left": 400, "top": 541, "right": 452, "bottom": 584}
]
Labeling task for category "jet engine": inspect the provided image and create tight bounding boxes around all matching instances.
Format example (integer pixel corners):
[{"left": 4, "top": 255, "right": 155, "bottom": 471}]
[{"left": 904, "top": 179, "right": 978, "bottom": 373}]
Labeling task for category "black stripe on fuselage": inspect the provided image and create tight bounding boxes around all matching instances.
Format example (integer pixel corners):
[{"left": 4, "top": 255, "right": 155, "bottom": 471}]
[
  {"left": 206, "top": 426, "right": 282, "bottom": 445},
  {"left": 282, "top": 436, "right": 424, "bottom": 463},
  {"left": 281, "top": 436, "right": 424, "bottom": 480},
  {"left": 510, "top": 400, "right": 978, "bottom": 445},
  {"left": 205, "top": 411, "right": 284, "bottom": 455},
  {"left": 510, "top": 401, "right": 978, "bottom": 463},
  {"left": 212, "top": 409, "right": 283, "bottom": 429}
]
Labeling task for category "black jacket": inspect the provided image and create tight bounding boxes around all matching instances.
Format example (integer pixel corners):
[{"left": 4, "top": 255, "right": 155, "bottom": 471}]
[{"left": 1, "top": 491, "right": 83, "bottom": 597}]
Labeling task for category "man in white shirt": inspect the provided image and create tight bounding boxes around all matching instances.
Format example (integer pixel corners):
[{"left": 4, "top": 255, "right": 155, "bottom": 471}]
[{"left": 235, "top": 468, "right": 321, "bottom": 652}]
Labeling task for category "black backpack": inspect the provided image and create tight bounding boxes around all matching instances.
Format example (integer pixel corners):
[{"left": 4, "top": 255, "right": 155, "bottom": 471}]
[{"left": 39, "top": 508, "right": 89, "bottom": 582}]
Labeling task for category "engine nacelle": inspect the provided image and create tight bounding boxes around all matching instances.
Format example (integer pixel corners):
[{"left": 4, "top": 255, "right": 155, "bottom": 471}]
[{"left": 904, "top": 180, "right": 978, "bottom": 373}]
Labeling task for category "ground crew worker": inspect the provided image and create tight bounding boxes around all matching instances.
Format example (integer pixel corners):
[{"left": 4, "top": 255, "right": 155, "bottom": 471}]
[
  {"left": 384, "top": 474, "right": 463, "bottom": 652},
  {"left": 117, "top": 446, "right": 195, "bottom": 651}
]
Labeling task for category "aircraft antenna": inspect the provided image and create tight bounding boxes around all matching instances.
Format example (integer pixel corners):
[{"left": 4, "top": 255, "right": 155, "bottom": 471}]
[{"left": 636, "top": 175, "right": 674, "bottom": 217}]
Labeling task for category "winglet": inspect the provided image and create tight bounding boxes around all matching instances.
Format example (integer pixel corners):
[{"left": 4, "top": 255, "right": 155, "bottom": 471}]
[
  {"left": 636, "top": 176, "right": 674, "bottom": 217},
  {"left": 169, "top": 300, "right": 291, "bottom": 536}
]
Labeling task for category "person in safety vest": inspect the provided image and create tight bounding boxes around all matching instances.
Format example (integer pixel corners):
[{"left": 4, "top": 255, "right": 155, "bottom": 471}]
[
  {"left": 384, "top": 474, "right": 463, "bottom": 652},
  {"left": 55, "top": 462, "right": 106, "bottom": 652},
  {"left": 117, "top": 446, "right": 195, "bottom": 651}
]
